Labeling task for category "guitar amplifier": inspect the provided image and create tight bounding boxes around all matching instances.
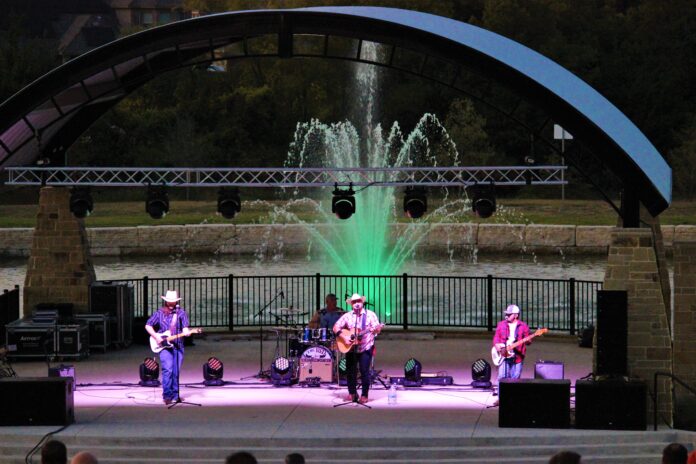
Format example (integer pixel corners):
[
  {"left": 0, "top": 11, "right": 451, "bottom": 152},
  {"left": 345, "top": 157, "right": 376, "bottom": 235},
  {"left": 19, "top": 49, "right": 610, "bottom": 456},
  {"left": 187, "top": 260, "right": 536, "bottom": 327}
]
[
  {"left": 299, "top": 359, "right": 333, "bottom": 383},
  {"left": 535, "top": 361, "right": 564, "bottom": 380}
]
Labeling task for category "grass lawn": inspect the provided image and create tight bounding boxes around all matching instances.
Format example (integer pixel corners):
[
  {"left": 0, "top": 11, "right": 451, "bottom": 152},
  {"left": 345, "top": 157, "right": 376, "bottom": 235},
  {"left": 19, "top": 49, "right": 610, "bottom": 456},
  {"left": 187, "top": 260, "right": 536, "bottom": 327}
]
[{"left": 0, "top": 198, "right": 693, "bottom": 228}]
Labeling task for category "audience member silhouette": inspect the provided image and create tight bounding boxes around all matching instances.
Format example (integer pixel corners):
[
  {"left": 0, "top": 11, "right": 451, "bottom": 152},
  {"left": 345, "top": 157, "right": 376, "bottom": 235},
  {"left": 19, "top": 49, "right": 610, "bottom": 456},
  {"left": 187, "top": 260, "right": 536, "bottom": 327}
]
[
  {"left": 662, "top": 443, "right": 688, "bottom": 464},
  {"left": 549, "top": 450, "right": 582, "bottom": 464},
  {"left": 286, "top": 453, "right": 306, "bottom": 464},
  {"left": 71, "top": 451, "right": 98, "bottom": 464},
  {"left": 41, "top": 440, "right": 67, "bottom": 464},
  {"left": 225, "top": 451, "right": 258, "bottom": 464}
]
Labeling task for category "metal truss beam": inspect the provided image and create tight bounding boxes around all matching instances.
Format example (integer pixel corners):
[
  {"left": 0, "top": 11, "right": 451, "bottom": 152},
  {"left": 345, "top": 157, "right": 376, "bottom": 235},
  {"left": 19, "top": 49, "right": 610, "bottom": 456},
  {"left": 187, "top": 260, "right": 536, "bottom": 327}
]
[{"left": 4, "top": 166, "right": 566, "bottom": 188}]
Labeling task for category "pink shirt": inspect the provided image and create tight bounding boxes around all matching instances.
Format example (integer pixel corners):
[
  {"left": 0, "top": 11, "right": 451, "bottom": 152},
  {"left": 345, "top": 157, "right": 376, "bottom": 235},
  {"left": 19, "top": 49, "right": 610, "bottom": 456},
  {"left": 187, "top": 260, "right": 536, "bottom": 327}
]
[{"left": 333, "top": 308, "right": 381, "bottom": 353}]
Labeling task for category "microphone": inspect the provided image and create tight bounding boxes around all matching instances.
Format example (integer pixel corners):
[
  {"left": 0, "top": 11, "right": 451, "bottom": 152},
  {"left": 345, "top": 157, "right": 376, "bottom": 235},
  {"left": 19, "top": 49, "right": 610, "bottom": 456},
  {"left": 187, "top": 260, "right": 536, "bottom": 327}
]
[{"left": 279, "top": 290, "right": 285, "bottom": 299}]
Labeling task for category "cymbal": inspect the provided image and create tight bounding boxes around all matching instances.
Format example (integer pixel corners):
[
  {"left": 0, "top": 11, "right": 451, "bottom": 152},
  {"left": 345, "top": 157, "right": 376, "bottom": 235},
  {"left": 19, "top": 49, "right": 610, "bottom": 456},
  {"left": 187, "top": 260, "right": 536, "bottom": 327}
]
[
  {"left": 268, "top": 326, "right": 299, "bottom": 332},
  {"left": 277, "top": 307, "right": 305, "bottom": 313}
]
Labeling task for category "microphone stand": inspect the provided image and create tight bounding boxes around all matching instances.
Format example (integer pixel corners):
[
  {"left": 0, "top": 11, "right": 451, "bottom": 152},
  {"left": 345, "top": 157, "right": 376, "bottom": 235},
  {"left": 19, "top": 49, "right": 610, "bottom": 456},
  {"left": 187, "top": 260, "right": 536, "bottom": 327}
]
[
  {"left": 168, "top": 307, "right": 201, "bottom": 409},
  {"left": 241, "top": 290, "right": 284, "bottom": 380}
]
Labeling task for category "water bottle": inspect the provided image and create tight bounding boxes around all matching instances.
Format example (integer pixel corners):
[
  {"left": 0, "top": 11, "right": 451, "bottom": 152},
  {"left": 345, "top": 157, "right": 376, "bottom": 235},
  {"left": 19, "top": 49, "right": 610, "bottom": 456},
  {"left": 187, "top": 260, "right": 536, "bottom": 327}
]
[{"left": 388, "top": 384, "right": 397, "bottom": 405}]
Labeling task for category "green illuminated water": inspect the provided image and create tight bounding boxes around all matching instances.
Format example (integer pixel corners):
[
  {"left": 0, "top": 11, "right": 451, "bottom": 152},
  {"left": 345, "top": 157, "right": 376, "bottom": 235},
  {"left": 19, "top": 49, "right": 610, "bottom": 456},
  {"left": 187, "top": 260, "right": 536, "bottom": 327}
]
[{"left": 280, "top": 43, "right": 466, "bottom": 317}]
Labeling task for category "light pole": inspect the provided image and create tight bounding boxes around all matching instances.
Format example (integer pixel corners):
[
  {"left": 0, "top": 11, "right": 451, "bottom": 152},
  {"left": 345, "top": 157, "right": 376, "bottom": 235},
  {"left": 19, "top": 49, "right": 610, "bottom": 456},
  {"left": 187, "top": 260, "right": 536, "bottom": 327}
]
[{"left": 553, "top": 124, "right": 573, "bottom": 200}]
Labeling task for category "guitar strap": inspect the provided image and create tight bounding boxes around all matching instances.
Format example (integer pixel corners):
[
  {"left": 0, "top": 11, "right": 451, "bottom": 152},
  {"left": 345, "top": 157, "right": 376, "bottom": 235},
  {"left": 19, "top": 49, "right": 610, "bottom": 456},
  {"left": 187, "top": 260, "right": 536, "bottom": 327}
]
[{"left": 170, "top": 311, "right": 178, "bottom": 334}]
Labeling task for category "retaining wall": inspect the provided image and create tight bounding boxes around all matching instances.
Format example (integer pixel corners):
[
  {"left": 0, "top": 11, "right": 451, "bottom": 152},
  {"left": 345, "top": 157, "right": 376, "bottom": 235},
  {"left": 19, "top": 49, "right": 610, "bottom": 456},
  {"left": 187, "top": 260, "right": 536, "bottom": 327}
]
[{"left": 0, "top": 223, "right": 689, "bottom": 257}]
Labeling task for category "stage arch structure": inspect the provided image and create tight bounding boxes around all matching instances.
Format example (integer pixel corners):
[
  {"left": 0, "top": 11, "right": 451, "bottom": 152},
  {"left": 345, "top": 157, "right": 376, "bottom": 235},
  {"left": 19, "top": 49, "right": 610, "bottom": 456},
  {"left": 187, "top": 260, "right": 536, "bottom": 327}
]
[{"left": 0, "top": 6, "right": 671, "bottom": 224}]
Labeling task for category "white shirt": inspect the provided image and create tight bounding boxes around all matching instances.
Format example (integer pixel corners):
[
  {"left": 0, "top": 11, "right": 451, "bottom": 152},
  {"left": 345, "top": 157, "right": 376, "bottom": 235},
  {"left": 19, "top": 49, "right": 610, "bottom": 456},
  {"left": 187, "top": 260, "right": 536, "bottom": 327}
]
[{"left": 333, "top": 308, "right": 381, "bottom": 353}]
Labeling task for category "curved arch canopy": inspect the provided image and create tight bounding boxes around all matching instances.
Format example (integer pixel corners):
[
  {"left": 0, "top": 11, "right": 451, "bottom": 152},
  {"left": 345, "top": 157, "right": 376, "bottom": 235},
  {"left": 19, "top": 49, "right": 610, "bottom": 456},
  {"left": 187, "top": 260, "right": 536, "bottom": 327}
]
[{"left": 0, "top": 6, "right": 671, "bottom": 215}]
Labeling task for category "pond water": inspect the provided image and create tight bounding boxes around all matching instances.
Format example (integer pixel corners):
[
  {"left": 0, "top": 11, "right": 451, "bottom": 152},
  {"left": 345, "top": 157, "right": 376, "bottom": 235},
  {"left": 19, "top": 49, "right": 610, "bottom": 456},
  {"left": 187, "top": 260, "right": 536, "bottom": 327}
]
[{"left": 0, "top": 253, "right": 608, "bottom": 292}]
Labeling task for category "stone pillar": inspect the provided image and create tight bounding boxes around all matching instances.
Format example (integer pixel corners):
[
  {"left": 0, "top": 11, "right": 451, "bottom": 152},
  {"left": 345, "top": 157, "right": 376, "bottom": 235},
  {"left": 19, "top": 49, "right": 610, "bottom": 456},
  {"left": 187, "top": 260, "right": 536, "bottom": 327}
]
[
  {"left": 601, "top": 228, "right": 672, "bottom": 425},
  {"left": 23, "top": 187, "right": 96, "bottom": 315},
  {"left": 672, "top": 242, "right": 696, "bottom": 429}
]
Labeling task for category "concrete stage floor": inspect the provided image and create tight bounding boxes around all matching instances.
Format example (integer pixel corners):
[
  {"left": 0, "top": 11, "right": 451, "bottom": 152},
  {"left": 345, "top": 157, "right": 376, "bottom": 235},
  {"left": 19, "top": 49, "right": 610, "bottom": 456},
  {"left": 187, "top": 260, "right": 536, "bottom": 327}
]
[{"left": 2, "top": 330, "right": 694, "bottom": 463}]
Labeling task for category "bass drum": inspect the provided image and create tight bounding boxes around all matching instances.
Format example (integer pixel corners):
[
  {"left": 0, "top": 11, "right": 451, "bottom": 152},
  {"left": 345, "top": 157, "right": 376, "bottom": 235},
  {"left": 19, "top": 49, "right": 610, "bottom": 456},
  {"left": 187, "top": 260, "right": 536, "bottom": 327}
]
[{"left": 300, "top": 345, "right": 334, "bottom": 361}]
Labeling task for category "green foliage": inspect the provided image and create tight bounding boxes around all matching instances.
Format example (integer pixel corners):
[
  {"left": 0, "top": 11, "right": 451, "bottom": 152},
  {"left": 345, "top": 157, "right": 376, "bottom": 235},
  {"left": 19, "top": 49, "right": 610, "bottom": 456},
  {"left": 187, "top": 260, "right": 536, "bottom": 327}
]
[{"left": 2, "top": 0, "right": 696, "bottom": 202}]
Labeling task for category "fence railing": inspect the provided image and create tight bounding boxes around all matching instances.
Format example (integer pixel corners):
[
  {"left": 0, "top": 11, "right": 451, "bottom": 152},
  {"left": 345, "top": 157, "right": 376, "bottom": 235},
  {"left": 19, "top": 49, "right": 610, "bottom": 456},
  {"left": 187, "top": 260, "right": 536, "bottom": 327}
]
[{"left": 110, "top": 274, "right": 601, "bottom": 334}]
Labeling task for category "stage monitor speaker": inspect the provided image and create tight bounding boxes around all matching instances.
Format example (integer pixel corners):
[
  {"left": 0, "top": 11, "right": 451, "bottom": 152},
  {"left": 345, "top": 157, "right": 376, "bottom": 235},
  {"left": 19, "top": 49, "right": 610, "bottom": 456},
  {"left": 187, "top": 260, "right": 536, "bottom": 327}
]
[
  {"left": 575, "top": 379, "right": 646, "bottom": 430},
  {"left": 535, "top": 361, "right": 564, "bottom": 380},
  {"left": 499, "top": 379, "right": 570, "bottom": 428},
  {"left": 596, "top": 290, "right": 627, "bottom": 376},
  {"left": 0, "top": 377, "right": 74, "bottom": 425}
]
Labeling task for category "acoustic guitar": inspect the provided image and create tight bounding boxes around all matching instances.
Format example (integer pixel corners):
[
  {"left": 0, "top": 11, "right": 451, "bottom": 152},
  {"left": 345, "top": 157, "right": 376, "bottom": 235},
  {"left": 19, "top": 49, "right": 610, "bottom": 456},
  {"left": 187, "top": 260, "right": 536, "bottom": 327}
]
[
  {"left": 336, "top": 324, "right": 385, "bottom": 354},
  {"left": 150, "top": 328, "right": 202, "bottom": 353},
  {"left": 491, "top": 328, "right": 548, "bottom": 366}
]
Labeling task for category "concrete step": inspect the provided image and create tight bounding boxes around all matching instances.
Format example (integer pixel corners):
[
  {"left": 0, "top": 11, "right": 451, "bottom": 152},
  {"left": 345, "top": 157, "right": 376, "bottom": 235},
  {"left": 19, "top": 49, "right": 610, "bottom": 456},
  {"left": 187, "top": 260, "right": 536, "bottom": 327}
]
[{"left": 0, "top": 434, "right": 679, "bottom": 464}]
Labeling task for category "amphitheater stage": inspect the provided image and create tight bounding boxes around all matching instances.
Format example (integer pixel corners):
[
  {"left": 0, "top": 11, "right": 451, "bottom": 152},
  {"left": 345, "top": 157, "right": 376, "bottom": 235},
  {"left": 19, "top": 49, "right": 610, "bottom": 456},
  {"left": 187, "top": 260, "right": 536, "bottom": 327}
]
[{"left": 1, "top": 332, "right": 694, "bottom": 463}]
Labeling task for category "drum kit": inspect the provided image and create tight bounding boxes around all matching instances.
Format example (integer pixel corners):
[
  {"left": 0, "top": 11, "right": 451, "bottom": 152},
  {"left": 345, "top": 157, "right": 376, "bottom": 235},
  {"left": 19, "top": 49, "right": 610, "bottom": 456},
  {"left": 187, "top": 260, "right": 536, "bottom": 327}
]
[{"left": 268, "top": 308, "right": 338, "bottom": 384}]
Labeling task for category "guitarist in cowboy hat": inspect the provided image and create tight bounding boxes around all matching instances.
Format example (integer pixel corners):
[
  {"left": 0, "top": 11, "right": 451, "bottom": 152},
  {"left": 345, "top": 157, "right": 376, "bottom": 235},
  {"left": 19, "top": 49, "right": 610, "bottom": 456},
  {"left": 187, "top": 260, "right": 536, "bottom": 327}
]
[
  {"left": 492, "top": 304, "right": 531, "bottom": 381},
  {"left": 333, "top": 293, "right": 383, "bottom": 404},
  {"left": 145, "top": 290, "right": 193, "bottom": 405}
]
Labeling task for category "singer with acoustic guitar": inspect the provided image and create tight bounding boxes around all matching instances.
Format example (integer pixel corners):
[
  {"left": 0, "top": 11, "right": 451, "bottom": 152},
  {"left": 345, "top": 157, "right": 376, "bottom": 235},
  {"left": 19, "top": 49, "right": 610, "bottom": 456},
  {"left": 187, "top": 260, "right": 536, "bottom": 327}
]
[
  {"left": 492, "top": 304, "right": 547, "bottom": 382},
  {"left": 145, "top": 290, "right": 198, "bottom": 405},
  {"left": 333, "top": 293, "right": 383, "bottom": 404}
]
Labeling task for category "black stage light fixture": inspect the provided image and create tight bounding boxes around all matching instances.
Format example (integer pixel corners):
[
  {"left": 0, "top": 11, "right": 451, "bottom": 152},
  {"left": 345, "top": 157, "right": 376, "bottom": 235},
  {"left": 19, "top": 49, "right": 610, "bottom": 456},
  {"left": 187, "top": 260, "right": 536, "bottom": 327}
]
[
  {"left": 217, "top": 188, "right": 241, "bottom": 219},
  {"left": 331, "top": 184, "right": 356, "bottom": 220},
  {"left": 203, "top": 356, "right": 224, "bottom": 386},
  {"left": 146, "top": 185, "right": 169, "bottom": 219},
  {"left": 471, "top": 358, "right": 492, "bottom": 388},
  {"left": 270, "top": 356, "right": 294, "bottom": 386},
  {"left": 139, "top": 357, "right": 161, "bottom": 387},
  {"left": 403, "top": 187, "right": 427, "bottom": 219},
  {"left": 404, "top": 357, "right": 422, "bottom": 382},
  {"left": 69, "top": 187, "right": 93, "bottom": 218},
  {"left": 471, "top": 183, "right": 496, "bottom": 219}
]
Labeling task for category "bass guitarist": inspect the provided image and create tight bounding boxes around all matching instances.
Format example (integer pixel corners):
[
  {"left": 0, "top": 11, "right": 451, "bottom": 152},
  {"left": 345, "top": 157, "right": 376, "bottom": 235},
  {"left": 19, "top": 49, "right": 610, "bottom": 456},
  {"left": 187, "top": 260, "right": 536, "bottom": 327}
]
[
  {"left": 492, "top": 304, "right": 531, "bottom": 381},
  {"left": 145, "top": 290, "right": 193, "bottom": 405},
  {"left": 333, "top": 293, "right": 382, "bottom": 404}
]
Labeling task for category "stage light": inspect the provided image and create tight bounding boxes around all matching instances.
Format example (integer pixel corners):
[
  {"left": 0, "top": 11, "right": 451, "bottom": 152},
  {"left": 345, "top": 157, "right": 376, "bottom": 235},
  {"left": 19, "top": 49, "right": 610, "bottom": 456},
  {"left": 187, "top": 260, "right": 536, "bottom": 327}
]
[
  {"left": 202, "top": 356, "right": 224, "bottom": 386},
  {"left": 471, "top": 358, "right": 492, "bottom": 388},
  {"left": 331, "top": 184, "right": 355, "bottom": 220},
  {"left": 471, "top": 183, "right": 496, "bottom": 219},
  {"left": 139, "top": 357, "right": 160, "bottom": 387},
  {"left": 217, "top": 188, "right": 241, "bottom": 219},
  {"left": 270, "top": 356, "right": 294, "bottom": 386},
  {"left": 404, "top": 357, "right": 422, "bottom": 382},
  {"left": 69, "top": 187, "right": 93, "bottom": 218},
  {"left": 146, "top": 185, "right": 169, "bottom": 219},
  {"left": 403, "top": 187, "right": 427, "bottom": 219}
]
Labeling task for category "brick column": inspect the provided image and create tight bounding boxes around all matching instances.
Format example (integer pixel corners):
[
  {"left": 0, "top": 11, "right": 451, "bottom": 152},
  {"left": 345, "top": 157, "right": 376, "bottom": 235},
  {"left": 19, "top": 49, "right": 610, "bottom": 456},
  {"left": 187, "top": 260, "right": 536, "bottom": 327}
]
[
  {"left": 673, "top": 242, "right": 696, "bottom": 429},
  {"left": 601, "top": 228, "right": 672, "bottom": 425},
  {"left": 23, "top": 187, "right": 96, "bottom": 315}
]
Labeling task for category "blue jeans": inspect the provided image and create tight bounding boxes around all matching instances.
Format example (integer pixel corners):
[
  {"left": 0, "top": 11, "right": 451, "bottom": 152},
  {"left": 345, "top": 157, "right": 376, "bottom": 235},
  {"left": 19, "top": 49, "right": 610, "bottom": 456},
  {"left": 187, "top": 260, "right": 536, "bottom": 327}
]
[
  {"left": 160, "top": 348, "right": 184, "bottom": 400},
  {"left": 498, "top": 358, "right": 523, "bottom": 381},
  {"left": 346, "top": 349, "right": 373, "bottom": 397}
]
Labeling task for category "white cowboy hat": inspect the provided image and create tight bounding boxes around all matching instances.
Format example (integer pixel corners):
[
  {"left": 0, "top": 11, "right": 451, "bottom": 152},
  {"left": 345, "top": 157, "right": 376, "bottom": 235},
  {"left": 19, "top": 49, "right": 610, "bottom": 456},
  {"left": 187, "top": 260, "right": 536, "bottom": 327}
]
[
  {"left": 346, "top": 293, "right": 366, "bottom": 305},
  {"left": 505, "top": 304, "right": 520, "bottom": 315},
  {"left": 161, "top": 290, "right": 181, "bottom": 303}
]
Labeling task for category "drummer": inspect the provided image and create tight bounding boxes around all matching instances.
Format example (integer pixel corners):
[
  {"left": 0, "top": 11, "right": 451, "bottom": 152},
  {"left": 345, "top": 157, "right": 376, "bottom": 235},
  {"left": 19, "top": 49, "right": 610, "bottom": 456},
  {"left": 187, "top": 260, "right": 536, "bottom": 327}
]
[{"left": 308, "top": 293, "right": 344, "bottom": 333}]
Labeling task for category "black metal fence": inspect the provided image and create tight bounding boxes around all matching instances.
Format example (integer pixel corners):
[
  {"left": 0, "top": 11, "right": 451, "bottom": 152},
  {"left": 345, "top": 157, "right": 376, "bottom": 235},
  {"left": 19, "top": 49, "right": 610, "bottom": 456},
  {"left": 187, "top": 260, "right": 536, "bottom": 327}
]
[{"left": 110, "top": 274, "right": 601, "bottom": 334}]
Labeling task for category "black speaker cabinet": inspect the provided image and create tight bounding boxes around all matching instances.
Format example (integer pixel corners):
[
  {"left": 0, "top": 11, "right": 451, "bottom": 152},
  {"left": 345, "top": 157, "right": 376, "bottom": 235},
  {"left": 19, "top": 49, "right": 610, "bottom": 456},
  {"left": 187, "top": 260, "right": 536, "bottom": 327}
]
[
  {"left": 596, "top": 290, "right": 628, "bottom": 376},
  {"left": 499, "top": 379, "right": 570, "bottom": 428},
  {"left": 0, "top": 377, "right": 74, "bottom": 425},
  {"left": 575, "top": 379, "right": 646, "bottom": 430}
]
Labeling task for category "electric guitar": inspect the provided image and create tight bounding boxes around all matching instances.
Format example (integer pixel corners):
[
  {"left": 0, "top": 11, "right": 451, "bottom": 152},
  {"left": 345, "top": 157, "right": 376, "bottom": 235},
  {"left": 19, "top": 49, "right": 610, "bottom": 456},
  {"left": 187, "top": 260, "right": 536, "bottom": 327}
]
[
  {"left": 150, "top": 328, "right": 202, "bottom": 353},
  {"left": 336, "top": 324, "right": 385, "bottom": 354},
  {"left": 491, "top": 328, "right": 548, "bottom": 366}
]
